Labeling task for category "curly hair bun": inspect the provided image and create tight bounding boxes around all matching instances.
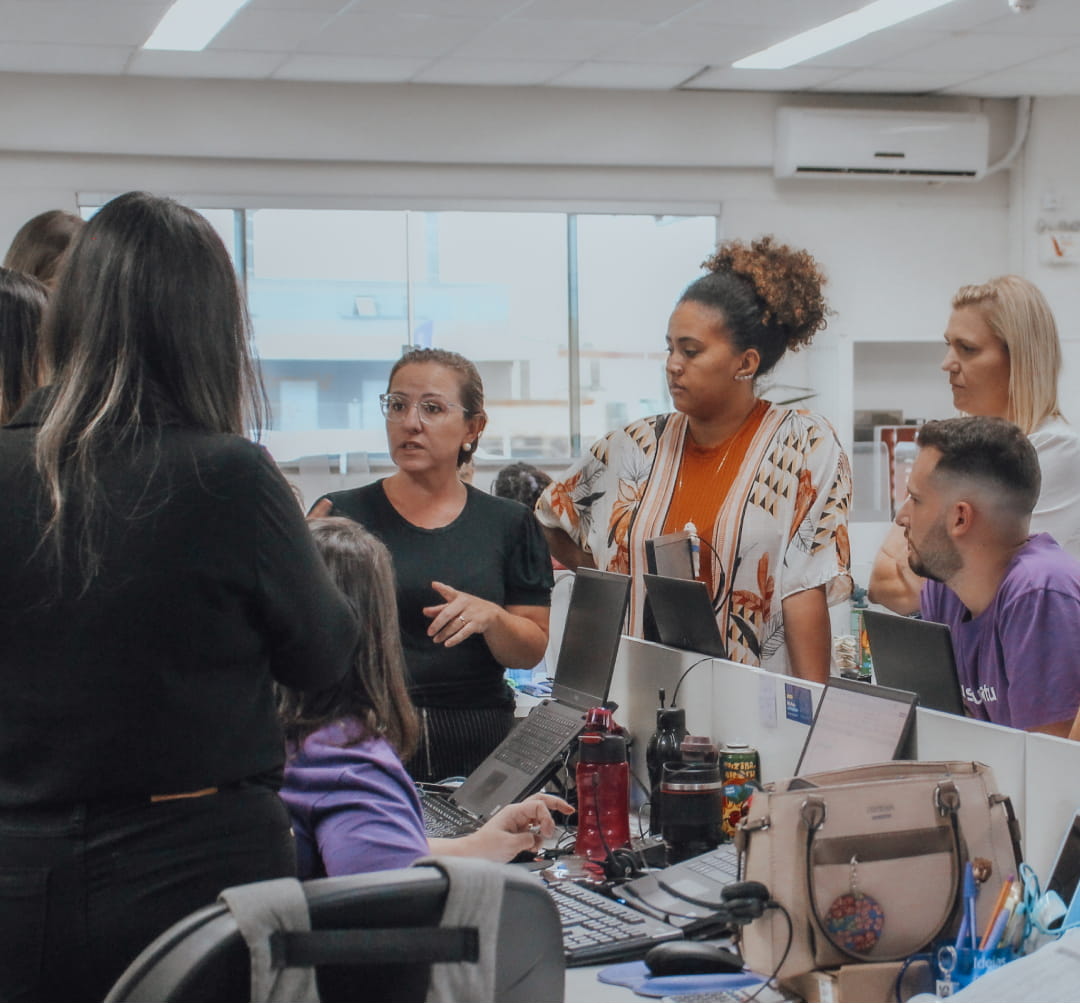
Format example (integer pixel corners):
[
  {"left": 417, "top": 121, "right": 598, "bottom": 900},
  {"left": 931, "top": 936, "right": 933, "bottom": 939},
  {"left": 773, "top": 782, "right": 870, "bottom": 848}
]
[{"left": 703, "top": 236, "right": 828, "bottom": 351}]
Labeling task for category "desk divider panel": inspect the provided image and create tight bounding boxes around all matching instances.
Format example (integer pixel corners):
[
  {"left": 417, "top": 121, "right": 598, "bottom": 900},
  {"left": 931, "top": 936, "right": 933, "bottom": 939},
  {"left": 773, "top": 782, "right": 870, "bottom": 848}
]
[
  {"left": 915, "top": 708, "right": 1028, "bottom": 838},
  {"left": 613, "top": 637, "right": 1072, "bottom": 886},
  {"left": 1024, "top": 733, "right": 1080, "bottom": 878}
]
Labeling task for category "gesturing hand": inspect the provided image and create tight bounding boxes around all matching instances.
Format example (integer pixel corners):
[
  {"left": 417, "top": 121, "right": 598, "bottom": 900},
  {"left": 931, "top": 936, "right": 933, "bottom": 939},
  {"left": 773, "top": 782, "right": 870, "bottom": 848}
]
[{"left": 423, "top": 581, "right": 502, "bottom": 647}]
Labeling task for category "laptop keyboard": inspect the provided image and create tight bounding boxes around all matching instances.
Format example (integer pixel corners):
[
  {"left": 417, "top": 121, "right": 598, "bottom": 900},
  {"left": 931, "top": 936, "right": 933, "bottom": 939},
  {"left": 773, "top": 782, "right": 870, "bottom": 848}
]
[
  {"left": 545, "top": 880, "right": 683, "bottom": 966},
  {"left": 683, "top": 844, "right": 740, "bottom": 885},
  {"left": 417, "top": 789, "right": 478, "bottom": 837},
  {"left": 492, "top": 709, "right": 578, "bottom": 775}
]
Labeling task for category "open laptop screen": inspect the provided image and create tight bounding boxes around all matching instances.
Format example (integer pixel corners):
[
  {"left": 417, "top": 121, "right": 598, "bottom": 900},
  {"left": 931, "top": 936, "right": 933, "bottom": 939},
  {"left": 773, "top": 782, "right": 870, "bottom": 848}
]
[
  {"left": 796, "top": 677, "right": 918, "bottom": 776},
  {"left": 549, "top": 568, "right": 631, "bottom": 709}
]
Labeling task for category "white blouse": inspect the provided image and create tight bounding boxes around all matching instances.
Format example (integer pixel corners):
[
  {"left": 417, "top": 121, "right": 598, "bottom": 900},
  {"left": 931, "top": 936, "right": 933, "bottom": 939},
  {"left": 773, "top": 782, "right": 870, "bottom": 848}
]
[{"left": 1030, "top": 416, "right": 1080, "bottom": 559}]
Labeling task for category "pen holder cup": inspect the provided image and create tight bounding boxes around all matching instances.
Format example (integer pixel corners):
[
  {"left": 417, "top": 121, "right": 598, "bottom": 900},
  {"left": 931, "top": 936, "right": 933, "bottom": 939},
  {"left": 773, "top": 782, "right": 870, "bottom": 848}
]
[{"left": 942, "top": 945, "right": 1016, "bottom": 990}]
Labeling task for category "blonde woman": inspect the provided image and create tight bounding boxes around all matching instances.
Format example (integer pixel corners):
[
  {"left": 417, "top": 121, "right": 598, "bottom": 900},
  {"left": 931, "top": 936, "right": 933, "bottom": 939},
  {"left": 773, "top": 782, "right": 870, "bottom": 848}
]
[{"left": 870, "top": 275, "right": 1080, "bottom": 614}]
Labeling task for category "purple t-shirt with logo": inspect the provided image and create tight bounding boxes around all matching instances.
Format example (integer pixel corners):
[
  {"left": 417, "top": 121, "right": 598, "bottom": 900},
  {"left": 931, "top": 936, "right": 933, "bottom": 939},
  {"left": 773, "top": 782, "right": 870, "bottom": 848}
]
[
  {"left": 921, "top": 533, "right": 1080, "bottom": 730},
  {"left": 280, "top": 718, "right": 429, "bottom": 878}
]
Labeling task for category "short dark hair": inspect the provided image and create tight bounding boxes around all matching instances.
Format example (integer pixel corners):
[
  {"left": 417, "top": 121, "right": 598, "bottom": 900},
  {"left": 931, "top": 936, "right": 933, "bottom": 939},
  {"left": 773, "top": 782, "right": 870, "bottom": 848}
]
[
  {"left": 917, "top": 416, "right": 1040, "bottom": 517},
  {"left": 492, "top": 461, "right": 551, "bottom": 510}
]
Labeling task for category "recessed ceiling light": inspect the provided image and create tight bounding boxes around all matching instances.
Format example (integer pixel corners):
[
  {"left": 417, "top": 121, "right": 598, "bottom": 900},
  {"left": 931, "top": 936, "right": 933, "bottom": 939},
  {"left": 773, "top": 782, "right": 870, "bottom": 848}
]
[
  {"left": 143, "top": 0, "right": 251, "bottom": 52},
  {"left": 733, "top": 0, "right": 960, "bottom": 70}
]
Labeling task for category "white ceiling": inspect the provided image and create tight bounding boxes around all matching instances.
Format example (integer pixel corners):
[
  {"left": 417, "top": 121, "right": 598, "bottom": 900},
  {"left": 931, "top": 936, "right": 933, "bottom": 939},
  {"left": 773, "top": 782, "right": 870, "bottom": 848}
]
[{"left": 3, "top": 0, "right": 1080, "bottom": 97}]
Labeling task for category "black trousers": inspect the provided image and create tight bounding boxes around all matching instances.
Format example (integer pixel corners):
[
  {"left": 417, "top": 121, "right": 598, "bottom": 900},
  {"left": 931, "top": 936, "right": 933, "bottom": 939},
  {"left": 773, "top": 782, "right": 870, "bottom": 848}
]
[
  {"left": 406, "top": 704, "right": 516, "bottom": 783},
  {"left": 0, "top": 785, "right": 295, "bottom": 1001}
]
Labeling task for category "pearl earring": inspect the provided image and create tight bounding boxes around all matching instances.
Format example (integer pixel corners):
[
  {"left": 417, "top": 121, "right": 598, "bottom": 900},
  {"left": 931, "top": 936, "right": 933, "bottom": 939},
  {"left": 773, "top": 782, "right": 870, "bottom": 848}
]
[{"left": 462, "top": 442, "right": 472, "bottom": 452}]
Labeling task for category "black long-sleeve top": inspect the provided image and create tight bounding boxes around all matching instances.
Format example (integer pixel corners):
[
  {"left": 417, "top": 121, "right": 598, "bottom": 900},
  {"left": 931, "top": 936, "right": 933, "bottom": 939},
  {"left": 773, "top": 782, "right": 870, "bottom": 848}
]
[{"left": 0, "top": 389, "right": 357, "bottom": 806}]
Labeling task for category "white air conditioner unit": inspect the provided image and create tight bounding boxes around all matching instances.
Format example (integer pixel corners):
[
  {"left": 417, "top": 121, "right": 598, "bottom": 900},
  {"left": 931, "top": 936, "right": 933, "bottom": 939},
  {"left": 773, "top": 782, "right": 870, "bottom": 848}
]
[{"left": 774, "top": 107, "right": 989, "bottom": 181}]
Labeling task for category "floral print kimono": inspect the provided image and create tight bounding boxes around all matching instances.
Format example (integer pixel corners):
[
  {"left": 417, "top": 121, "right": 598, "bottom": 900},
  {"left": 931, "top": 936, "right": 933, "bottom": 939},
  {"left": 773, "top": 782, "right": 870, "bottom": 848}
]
[{"left": 536, "top": 405, "right": 853, "bottom": 675}]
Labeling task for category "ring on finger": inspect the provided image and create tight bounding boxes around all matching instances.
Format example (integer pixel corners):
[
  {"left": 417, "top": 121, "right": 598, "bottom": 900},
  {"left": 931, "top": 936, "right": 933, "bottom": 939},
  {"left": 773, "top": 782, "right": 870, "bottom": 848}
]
[{"left": 458, "top": 615, "right": 468, "bottom": 627}]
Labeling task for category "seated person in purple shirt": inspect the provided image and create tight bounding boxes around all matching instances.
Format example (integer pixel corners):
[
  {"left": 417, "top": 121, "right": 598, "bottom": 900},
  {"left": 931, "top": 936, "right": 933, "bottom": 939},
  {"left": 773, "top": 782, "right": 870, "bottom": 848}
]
[
  {"left": 896, "top": 416, "right": 1080, "bottom": 736},
  {"left": 278, "top": 517, "right": 571, "bottom": 876}
]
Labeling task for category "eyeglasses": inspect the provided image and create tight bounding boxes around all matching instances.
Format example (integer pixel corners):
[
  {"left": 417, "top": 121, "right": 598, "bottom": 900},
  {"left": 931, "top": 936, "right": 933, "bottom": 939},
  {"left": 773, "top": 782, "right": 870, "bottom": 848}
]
[{"left": 379, "top": 392, "right": 467, "bottom": 426}]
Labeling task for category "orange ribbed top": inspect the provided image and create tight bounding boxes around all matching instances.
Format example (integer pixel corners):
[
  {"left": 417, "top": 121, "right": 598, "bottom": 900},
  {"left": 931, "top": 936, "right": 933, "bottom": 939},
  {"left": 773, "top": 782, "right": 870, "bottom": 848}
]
[{"left": 662, "top": 399, "right": 770, "bottom": 583}]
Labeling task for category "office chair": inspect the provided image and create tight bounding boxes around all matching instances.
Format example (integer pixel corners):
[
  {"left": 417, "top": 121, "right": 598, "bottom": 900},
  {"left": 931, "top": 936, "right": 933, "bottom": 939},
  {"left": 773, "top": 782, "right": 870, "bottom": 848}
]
[{"left": 106, "top": 865, "right": 564, "bottom": 1003}]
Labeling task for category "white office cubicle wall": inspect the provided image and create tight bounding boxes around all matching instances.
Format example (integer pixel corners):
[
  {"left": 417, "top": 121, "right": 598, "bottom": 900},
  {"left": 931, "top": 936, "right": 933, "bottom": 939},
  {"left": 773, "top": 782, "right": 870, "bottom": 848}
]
[
  {"left": 612, "top": 636, "right": 1072, "bottom": 881},
  {"left": 1024, "top": 733, "right": 1080, "bottom": 880}
]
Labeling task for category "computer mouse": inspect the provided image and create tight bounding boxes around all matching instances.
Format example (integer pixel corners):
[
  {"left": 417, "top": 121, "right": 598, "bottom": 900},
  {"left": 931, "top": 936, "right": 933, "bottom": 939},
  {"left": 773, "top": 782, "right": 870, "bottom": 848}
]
[{"left": 644, "top": 941, "right": 745, "bottom": 977}]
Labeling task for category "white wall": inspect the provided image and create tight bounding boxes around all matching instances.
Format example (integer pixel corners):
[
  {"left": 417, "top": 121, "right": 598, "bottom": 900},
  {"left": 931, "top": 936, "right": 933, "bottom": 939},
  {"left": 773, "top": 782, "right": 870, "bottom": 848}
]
[
  {"left": 1012, "top": 97, "right": 1080, "bottom": 411},
  {"left": 0, "top": 75, "right": 1023, "bottom": 438}
]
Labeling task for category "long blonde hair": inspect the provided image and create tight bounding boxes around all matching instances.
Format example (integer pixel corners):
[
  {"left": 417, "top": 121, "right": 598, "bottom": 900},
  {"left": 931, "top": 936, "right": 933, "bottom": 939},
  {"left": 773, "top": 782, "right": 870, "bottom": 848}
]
[{"left": 951, "top": 275, "right": 1061, "bottom": 435}]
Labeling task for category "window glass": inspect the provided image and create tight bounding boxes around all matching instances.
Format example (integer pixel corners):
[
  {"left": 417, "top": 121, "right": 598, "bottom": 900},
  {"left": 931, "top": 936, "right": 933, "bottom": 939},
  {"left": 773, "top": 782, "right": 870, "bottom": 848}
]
[
  {"left": 247, "top": 209, "right": 410, "bottom": 463},
  {"left": 575, "top": 215, "right": 718, "bottom": 445},
  {"left": 408, "top": 211, "right": 568, "bottom": 459}
]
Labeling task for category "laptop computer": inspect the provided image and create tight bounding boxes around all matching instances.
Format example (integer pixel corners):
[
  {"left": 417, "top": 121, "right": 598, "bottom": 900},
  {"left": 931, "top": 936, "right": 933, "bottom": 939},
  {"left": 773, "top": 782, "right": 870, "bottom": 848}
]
[
  {"left": 1046, "top": 810, "right": 1080, "bottom": 931},
  {"left": 420, "top": 567, "right": 631, "bottom": 836},
  {"left": 794, "top": 676, "right": 918, "bottom": 777},
  {"left": 642, "top": 573, "right": 727, "bottom": 659},
  {"left": 862, "top": 609, "right": 966, "bottom": 716},
  {"left": 642, "top": 532, "right": 694, "bottom": 644}
]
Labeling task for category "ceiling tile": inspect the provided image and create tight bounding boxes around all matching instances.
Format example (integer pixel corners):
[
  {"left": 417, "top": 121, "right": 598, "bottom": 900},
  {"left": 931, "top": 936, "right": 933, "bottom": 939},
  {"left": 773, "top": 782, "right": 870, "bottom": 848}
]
[
  {"left": 348, "top": 0, "right": 527, "bottom": 15},
  {"left": 519, "top": 0, "right": 700, "bottom": 23},
  {"left": 245, "top": 0, "right": 352, "bottom": 11},
  {"left": 0, "top": 0, "right": 162, "bottom": 45},
  {"left": 814, "top": 67, "right": 977, "bottom": 94},
  {"left": 450, "top": 17, "right": 647, "bottom": 61},
  {"left": 802, "top": 29, "right": 950, "bottom": 70},
  {"left": 881, "top": 29, "right": 1072, "bottom": 73},
  {"left": 672, "top": 0, "right": 862, "bottom": 30},
  {"left": 210, "top": 10, "right": 336, "bottom": 51},
  {"left": 957, "top": 0, "right": 1080, "bottom": 36},
  {"left": 414, "top": 57, "right": 573, "bottom": 85},
  {"left": 683, "top": 65, "right": 845, "bottom": 91},
  {"left": 301, "top": 12, "right": 485, "bottom": 58},
  {"left": 272, "top": 53, "right": 429, "bottom": 82},
  {"left": 0, "top": 40, "right": 132, "bottom": 75},
  {"left": 549, "top": 60, "right": 703, "bottom": 89},
  {"left": 599, "top": 22, "right": 777, "bottom": 64},
  {"left": 128, "top": 48, "right": 284, "bottom": 78}
]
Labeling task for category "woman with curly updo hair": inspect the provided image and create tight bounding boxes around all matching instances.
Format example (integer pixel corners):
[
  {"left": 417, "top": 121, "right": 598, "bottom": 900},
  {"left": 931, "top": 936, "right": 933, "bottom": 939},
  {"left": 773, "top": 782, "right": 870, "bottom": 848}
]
[{"left": 537, "top": 237, "right": 852, "bottom": 682}]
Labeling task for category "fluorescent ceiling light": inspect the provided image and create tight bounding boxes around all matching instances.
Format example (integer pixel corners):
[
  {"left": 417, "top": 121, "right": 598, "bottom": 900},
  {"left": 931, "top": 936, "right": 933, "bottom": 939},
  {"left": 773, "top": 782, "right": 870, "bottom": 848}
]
[
  {"left": 733, "top": 0, "right": 960, "bottom": 70},
  {"left": 143, "top": 0, "right": 250, "bottom": 52}
]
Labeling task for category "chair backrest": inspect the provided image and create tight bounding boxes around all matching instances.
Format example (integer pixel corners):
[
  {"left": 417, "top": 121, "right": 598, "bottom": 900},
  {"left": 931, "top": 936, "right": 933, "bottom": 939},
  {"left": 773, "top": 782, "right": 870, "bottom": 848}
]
[{"left": 106, "top": 865, "right": 564, "bottom": 1003}]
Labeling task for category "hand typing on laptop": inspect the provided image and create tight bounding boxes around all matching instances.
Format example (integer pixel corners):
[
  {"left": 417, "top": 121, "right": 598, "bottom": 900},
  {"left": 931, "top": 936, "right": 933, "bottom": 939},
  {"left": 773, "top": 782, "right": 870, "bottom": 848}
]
[{"left": 429, "top": 792, "right": 572, "bottom": 862}]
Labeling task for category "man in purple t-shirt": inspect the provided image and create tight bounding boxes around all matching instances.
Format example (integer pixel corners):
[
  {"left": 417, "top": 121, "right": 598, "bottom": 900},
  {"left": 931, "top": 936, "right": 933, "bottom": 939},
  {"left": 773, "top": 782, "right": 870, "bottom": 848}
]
[{"left": 896, "top": 416, "right": 1080, "bottom": 736}]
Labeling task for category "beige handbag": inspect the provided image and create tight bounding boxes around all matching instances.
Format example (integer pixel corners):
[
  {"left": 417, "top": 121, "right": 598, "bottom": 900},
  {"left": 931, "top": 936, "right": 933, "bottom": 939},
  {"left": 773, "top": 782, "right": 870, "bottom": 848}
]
[{"left": 736, "top": 761, "right": 1021, "bottom": 981}]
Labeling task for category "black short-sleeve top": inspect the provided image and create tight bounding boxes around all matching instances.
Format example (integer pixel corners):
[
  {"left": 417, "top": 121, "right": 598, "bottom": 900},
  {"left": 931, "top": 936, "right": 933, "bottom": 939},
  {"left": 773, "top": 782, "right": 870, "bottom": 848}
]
[{"left": 320, "top": 481, "right": 553, "bottom": 708}]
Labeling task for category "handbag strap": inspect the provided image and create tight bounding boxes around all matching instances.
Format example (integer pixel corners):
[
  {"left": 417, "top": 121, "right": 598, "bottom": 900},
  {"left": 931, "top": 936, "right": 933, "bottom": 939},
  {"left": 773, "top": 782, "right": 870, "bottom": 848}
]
[{"left": 801, "top": 781, "right": 963, "bottom": 964}]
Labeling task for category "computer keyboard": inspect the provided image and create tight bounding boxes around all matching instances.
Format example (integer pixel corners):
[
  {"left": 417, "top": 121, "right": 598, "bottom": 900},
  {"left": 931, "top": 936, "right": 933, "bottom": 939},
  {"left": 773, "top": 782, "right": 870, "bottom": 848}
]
[
  {"left": 492, "top": 709, "right": 577, "bottom": 774},
  {"left": 417, "top": 789, "right": 479, "bottom": 838},
  {"left": 545, "top": 879, "right": 683, "bottom": 966}
]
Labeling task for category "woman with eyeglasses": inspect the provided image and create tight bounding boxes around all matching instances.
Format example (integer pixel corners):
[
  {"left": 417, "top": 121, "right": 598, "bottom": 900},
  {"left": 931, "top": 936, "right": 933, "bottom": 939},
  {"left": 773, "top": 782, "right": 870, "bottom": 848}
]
[{"left": 310, "top": 348, "right": 553, "bottom": 782}]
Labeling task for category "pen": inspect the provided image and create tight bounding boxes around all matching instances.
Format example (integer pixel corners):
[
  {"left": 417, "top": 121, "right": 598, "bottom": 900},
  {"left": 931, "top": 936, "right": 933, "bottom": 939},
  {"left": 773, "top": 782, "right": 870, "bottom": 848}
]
[
  {"left": 979, "top": 876, "right": 1014, "bottom": 951},
  {"left": 956, "top": 861, "right": 977, "bottom": 953},
  {"left": 684, "top": 522, "right": 700, "bottom": 579}
]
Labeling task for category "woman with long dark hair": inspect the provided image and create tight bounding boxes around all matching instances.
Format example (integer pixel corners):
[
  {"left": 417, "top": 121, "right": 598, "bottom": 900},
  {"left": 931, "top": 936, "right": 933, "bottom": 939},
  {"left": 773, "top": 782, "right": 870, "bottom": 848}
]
[{"left": 0, "top": 192, "right": 356, "bottom": 999}]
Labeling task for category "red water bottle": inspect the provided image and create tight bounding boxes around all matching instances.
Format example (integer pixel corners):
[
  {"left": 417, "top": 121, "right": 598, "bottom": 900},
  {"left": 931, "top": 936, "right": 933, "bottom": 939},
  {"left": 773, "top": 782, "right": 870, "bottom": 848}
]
[{"left": 575, "top": 732, "right": 630, "bottom": 861}]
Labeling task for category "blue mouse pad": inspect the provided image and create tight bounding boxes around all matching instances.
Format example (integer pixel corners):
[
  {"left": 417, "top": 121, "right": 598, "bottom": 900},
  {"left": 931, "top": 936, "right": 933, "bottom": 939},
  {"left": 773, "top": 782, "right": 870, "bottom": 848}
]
[{"left": 596, "top": 960, "right": 762, "bottom": 999}]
